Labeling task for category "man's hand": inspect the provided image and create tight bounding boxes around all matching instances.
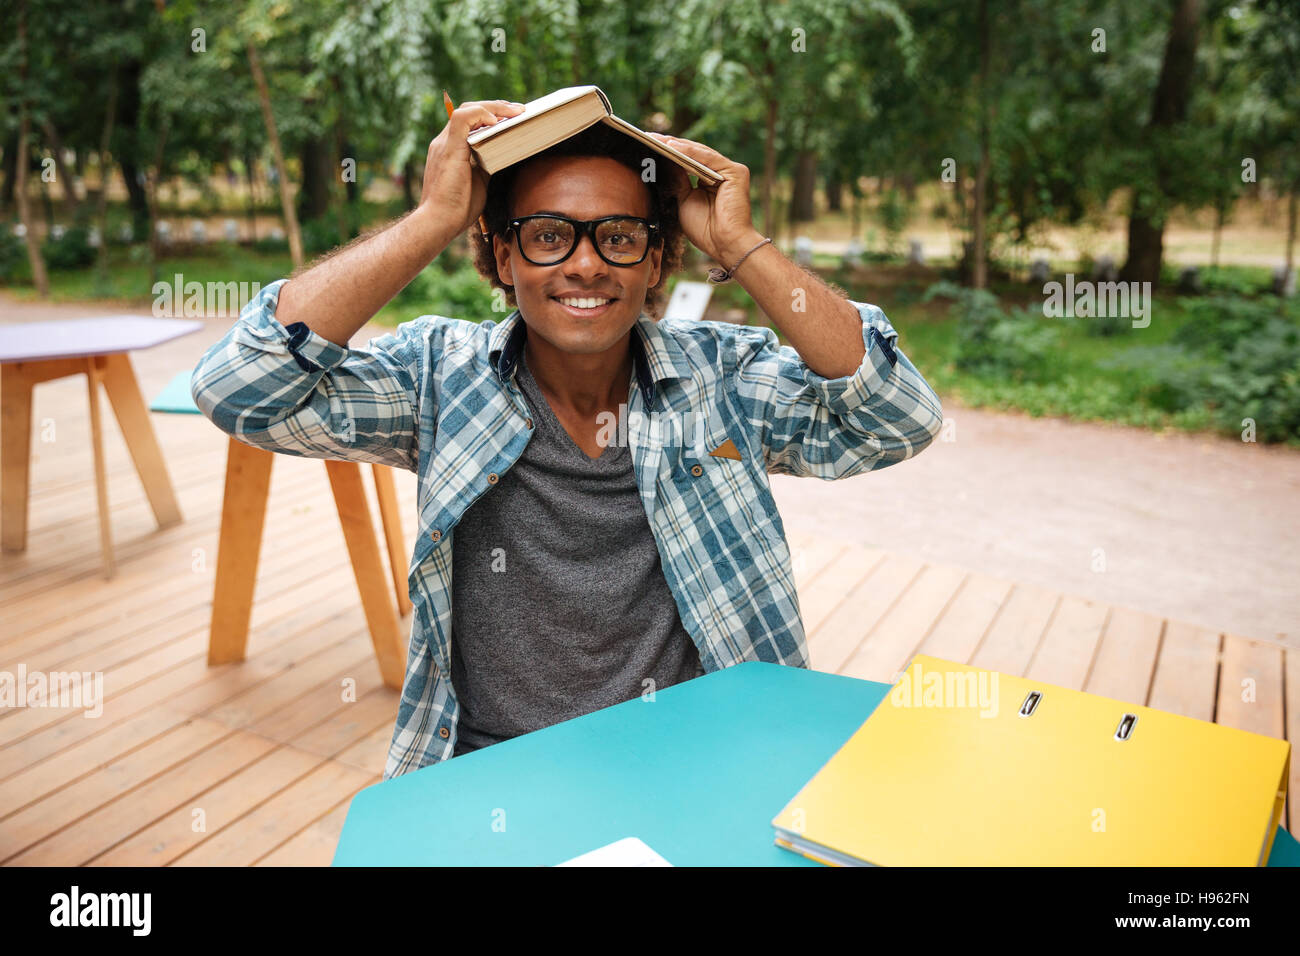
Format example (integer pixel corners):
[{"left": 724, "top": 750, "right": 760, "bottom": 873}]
[
  {"left": 275, "top": 98, "right": 523, "bottom": 345},
  {"left": 420, "top": 99, "right": 524, "bottom": 236},
  {"left": 647, "top": 133, "right": 763, "bottom": 266}
]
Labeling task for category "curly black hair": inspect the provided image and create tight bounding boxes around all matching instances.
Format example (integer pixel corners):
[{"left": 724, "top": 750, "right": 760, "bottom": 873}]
[{"left": 470, "top": 123, "right": 686, "bottom": 318}]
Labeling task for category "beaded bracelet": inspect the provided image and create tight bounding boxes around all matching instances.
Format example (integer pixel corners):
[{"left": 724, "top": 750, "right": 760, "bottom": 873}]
[{"left": 707, "top": 237, "right": 773, "bottom": 284}]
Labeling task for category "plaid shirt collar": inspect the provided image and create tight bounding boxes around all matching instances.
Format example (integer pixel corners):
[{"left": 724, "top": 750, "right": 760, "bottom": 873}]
[{"left": 488, "top": 307, "right": 695, "bottom": 412}]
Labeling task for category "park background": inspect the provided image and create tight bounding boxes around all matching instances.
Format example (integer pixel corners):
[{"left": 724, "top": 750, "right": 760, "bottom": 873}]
[{"left": 5, "top": 0, "right": 1300, "bottom": 642}]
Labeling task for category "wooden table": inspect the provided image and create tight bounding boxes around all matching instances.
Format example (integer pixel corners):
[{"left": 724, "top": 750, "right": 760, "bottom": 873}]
[{"left": 0, "top": 316, "right": 201, "bottom": 578}]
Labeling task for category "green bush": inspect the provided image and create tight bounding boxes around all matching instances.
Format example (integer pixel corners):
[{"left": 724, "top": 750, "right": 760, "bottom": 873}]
[
  {"left": 0, "top": 228, "right": 27, "bottom": 281},
  {"left": 1099, "top": 295, "right": 1300, "bottom": 442},
  {"left": 42, "top": 226, "right": 96, "bottom": 270},
  {"left": 395, "top": 255, "right": 497, "bottom": 318},
  {"left": 923, "top": 280, "right": 1061, "bottom": 382}
]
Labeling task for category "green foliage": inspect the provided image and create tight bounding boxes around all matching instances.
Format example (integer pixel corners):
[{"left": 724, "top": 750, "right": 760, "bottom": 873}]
[
  {"left": 1099, "top": 296, "right": 1300, "bottom": 442},
  {"left": 0, "top": 228, "right": 29, "bottom": 282},
  {"left": 923, "top": 280, "right": 1059, "bottom": 382},
  {"left": 41, "top": 227, "right": 97, "bottom": 270},
  {"left": 395, "top": 255, "right": 497, "bottom": 319}
]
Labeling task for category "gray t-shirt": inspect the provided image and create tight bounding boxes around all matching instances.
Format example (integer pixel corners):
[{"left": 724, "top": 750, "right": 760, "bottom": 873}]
[{"left": 450, "top": 350, "right": 704, "bottom": 756}]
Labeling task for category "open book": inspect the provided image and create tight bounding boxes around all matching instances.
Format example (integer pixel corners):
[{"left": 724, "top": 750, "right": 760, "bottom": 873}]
[{"left": 465, "top": 85, "right": 724, "bottom": 186}]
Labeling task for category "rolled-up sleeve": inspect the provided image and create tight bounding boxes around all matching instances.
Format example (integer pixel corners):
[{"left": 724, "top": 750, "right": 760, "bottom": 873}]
[
  {"left": 190, "top": 278, "right": 427, "bottom": 473},
  {"left": 730, "top": 299, "right": 943, "bottom": 478}
]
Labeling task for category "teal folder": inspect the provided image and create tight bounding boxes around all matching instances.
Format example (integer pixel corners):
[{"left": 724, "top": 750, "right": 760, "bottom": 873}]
[
  {"left": 331, "top": 661, "right": 1300, "bottom": 866},
  {"left": 149, "top": 370, "right": 201, "bottom": 414}
]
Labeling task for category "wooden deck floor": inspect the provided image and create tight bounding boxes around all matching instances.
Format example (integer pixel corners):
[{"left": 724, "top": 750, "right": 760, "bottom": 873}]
[{"left": 1, "top": 343, "right": 1295, "bottom": 865}]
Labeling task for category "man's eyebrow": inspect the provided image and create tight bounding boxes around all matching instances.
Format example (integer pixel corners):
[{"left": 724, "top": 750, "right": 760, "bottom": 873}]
[{"left": 519, "top": 209, "right": 643, "bottom": 218}]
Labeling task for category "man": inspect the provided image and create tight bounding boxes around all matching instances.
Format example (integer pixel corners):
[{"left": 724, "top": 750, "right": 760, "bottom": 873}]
[{"left": 192, "top": 98, "right": 944, "bottom": 780}]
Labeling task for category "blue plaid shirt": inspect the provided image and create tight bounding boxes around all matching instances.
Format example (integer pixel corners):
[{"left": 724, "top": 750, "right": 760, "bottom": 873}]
[{"left": 191, "top": 279, "right": 943, "bottom": 778}]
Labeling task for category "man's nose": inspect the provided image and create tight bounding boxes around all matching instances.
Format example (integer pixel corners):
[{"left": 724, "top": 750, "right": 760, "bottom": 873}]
[{"left": 564, "top": 231, "right": 607, "bottom": 273}]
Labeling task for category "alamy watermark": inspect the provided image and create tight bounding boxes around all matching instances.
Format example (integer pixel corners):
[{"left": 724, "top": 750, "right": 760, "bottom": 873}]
[
  {"left": 0, "top": 665, "right": 103, "bottom": 718},
  {"left": 152, "top": 274, "right": 263, "bottom": 318},
  {"left": 889, "top": 660, "right": 1000, "bottom": 718},
  {"left": 1042, "top": 274, "right": 1151, "bottom": 328}
]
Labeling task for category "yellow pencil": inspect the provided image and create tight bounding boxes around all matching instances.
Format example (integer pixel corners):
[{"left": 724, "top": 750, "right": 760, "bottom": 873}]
[{"left": 443, "top": 90, "right": 489, "bottom": 241}]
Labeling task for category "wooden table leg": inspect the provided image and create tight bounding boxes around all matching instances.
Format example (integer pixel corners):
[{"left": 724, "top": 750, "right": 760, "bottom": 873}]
[
  {"left": 85, "top": 358, "right": 116, "bottom": 579},
  {"left": 0, "top": 363, "right": 34, "bottom": 552},
  {"left": 326, "top": 460, "right": 406, "bottom": 689},
  {"left": 208, "top": 437, "right": 273, "bottom": 665},
  {"left": 100, "top": 351, "right": 182, "bottom": 529},
  {"left": 371, "top": 464, "right": 412, "bottom": 618}
]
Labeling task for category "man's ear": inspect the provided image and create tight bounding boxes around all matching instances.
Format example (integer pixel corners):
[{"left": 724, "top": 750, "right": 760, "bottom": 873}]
[
  {"left": 493, "top": 233, "right": 515, "bottom": 287},
  {"left": 646, "top": 241, "right": 662, "bottom": 291}
]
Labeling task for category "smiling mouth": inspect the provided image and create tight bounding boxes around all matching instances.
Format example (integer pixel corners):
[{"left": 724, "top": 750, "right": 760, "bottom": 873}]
[{"left": 551, "top": 295, "right": 617, "bottom": 313}]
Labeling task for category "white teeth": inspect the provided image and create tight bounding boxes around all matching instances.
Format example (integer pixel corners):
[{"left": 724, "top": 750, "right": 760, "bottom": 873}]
[{"left": 556, "top": 297, "right": 612, "bottom": 309}]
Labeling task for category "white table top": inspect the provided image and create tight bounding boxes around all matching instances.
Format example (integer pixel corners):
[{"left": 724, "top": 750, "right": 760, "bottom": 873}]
[{"left": 0, "top": 316, "right": 203, "bottom": 363}]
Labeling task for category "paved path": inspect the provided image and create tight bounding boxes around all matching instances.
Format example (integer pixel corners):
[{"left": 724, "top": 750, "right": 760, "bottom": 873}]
[{"left": 771, "top": 402, "right": 1299, "bottom": 650}]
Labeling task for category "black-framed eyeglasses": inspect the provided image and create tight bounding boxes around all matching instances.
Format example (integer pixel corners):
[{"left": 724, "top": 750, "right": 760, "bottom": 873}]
[{"left": 507, "top": 214, "right": 660, "bottom": 267}]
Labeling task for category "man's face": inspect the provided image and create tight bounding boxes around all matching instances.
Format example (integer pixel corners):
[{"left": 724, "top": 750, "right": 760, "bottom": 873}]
[{"left": 493, "top": 155, "right": 661, "bottom": 356}]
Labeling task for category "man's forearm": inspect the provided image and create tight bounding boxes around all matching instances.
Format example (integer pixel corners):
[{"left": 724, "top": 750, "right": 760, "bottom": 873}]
[
  {"left": 275, "top": 204, "right": 457, "bottom": 346},
  {"left": 724, "top": 232, "right": 866, "bottom": 380}
]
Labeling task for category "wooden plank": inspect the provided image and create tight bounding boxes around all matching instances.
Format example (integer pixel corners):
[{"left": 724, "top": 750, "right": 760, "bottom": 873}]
[
  {"left": 1084, "top": 606, "right": 1163, "bottom": 707},
  {"left": 1147, "top": 620, "right": 1220, "bottom": 722},
  {"left": 254, "top": 799, "right": 358, "bottom": 867},
  {"left": 1216, "top": 634, "right": 1285, "bottom": 739},
  {"left": 796, "top": 543, "right": 885, "bottom": 638},
  {"left": 4, "top": 729, "right": 278, "bottom": 866},
  {"left": 264, "top": 685, "right": 398, "bottom": 755},
  {"left": 86, "top": 746, "right": 323, "bottom": 866},
  {"left": 0, "top": 706, "right": 189, "bottom": 816},
  {"left": 810, "top": 553, "right": 924, "bottom": 674},
  {"left": 788, "top": 537, "right": 845, "bottom": 595},
  {"left": 333, "top": 723, "right": 396, "bottom": 777},
  {"left": 917, "top": 572, "right": 1013, "bottom": 666},
  {"left": 0, "top": 717, "right": 231, "bottom": 862},
  {"left": 839, "top": 563, "right": 967, "bottom": 683},
  {"left": 969, "top": 583, "right": 1059, "bottom": 676},
  {"left": 1024, "top": 595, "right": 1109, "bottom": 690},
  {"left": 169, "top": 759, "right": 373, "bottom": 866}
]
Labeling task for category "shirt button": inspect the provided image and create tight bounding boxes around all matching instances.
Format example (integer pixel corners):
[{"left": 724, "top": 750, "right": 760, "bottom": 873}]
[
  {"left": 430, "top": 529, "right": 441, "bottom": 542},
  {"left": 438, "top": 727, "right": 450, "bottom": 739},
  {"left": 525, "top": 417, "right": 534, "bottom": 429},
  {"left": 487, "top": 472, "right": 498, "bottom": 484},
  {"left": 690, "top": 464, "right": 703, "bottom": 477}
]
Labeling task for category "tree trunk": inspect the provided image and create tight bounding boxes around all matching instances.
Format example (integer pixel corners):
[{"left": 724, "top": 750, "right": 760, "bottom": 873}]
[
  {"left": 14, "top": 3, "right": 48, "bottom": 296},
  {"left": 40, "top": 119, "right": 80, "bottom": 220},
  {"left": 297, "top": 133, "right": 332, "bottom": 223},
  {"left": 791, "top": 149, "right": 818, "bottom": 223},
  {"left": 401, "top": 158, "right": 416, "bottom": 212},
  {"left": 825, "top": 171, "right": 842, "bottom": 213},
  {"left": 144, "top": 118, "right": 170, "bottom": 290},
  {"left": 1120, "top": 0, "right": 1202, "bottom": 284},
  {"left": 971, "top": 0, "right": 991, "bottom": 289},
  {"left": 1286, "top": 183, "right": 1297, "bottom": 280},
  {"left": 0, "top": 132, "right": 17, "bottom": 210},
  {"left": 247, "top": 40, "right": 304, "bottom": 268},
  {"left": 1211, "top": 201, "right": 1225, "bottom": 269},
  {"left": 16, "top": 113, "right": 50, "bottom": 297},
  {"left": 244, "top": 151, "right": 259, "bottom": 241},
  {"left": 94, "top": 74, "right": 119, "bottom": 281},
  {"left": 762, "top": 79, "right": 777, "bottom": 237}
]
